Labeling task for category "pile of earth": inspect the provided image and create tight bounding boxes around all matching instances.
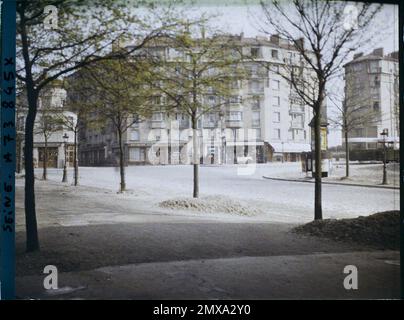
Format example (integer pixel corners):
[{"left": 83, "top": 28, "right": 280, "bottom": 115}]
[
  {"left": 159, "top": 195, "right": 261, "bottom": 216},
  {"left": 293, "top": 211, "right": 400, "bottom": 249}
]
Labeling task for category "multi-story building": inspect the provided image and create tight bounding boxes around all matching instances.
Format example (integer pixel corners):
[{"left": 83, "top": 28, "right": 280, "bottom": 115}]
[
  {"left": 17, "top": 82, "right": 77, "bottom": 169},
  {"left": 76, "top": 33, "right": 318, "bottom": 166},
  {"left": 343, "top": 48, "right": 399, "bottom": 150}
]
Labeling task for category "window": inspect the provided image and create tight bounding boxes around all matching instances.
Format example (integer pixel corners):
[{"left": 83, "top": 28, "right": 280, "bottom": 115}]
[
  {"left": 273, "top": 112, "right": 280, "bottom": 122},
  {"left": 291, "top": 114, "right": 304, "bottom": 128},
  {"left": 271, "top": 80, "right": 280, "bottom": 90},
  {"left": 273, "top": 128, "right": 281, "bottom": 139},
  {"left": 228, "top": 96, "right": 242, "bottom": 104},
  {"left": 152, "top": 112, "right": 163, "bottom": 121},
  {"left": 176, "top": 113, "right": 186, "bottom": 120},
  {"left": 273, "top": 96, "right": 280, "bottom": 106},
  {"left": 271, "top": 50, "right": 278, "bottom": 59},
  {"left": 354, "top": 128, "right": 364, "bottom": 137},
  {"left": 373, "top": 101, "right": 380, "bottom": 111},
  {"left": 131, "top": 130, "right": 139, "bottom": 141},
  {"left": 251, "top": 47, "right": 260, "bottom": 58},
  {"left": 252, "top": 96, "right": 261, "bottom": 109},
  {"left": 249, "top": 64, "right": 258, "bottom": 76},
  {"left": 130, "top": 147, "right": 145, "bottom": 161},
  {"left": 208, "top": 95, "right": 216, "bottom": 105},
  {"left": 252, "top": 111, "right": 260, "bottom": 127},
  {"left": 368, "top": 126, "right": 378, "bottom": 137},
  {"left": 270, "top": 64, "right": 279, "bottom": 73},
  {"left": 254, "top": 128, "right": 261, "bottom": 139},
  {"left": 249, "top": 80, "right": 263, "bottom": 93},
  {"left": 228, "top": 111, "right": 243, "bottom": 121},
  {"left": 230, "top": 80, "right": 239, "bottom": 89},
  {"left": 369, "top": 61, "right": 379, "bottom": 73}
]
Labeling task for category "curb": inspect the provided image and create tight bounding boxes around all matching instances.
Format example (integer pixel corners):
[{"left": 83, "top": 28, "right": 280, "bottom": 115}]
[{"left": 262, "top": 176, "right": 399, "bottom": 190}]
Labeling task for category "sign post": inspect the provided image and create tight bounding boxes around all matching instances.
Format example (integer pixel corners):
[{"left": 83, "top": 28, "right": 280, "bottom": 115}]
[{"left": 0, "top": 0, "right": 17, "bottom": 300}]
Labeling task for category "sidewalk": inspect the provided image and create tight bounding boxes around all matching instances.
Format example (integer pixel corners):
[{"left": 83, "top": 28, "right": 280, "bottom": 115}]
[{"left": 262, "top": 175, "right": 399, "bottom": 190}]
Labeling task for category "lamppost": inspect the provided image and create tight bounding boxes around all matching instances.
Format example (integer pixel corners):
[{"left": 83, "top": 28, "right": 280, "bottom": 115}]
[
  {"left": 380, "top": 128, "right": 388, "bottom": 185},
  {"left": 219, "top": 111, "right": 226, "bottom": 164},
  {"left": 281, "top": 141, "right": 284, "bottom": 163},
  {"left": 62, "top": 133, "right": 69, "bottom": 182}
]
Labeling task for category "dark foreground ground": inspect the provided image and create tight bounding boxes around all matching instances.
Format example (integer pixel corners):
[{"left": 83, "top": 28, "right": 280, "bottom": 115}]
[
  {"left": 14, "top": 178, "right": 400, "bottom": 299},
  {"left": 16, "top": 222, "right": 400, "bottom": 299}
]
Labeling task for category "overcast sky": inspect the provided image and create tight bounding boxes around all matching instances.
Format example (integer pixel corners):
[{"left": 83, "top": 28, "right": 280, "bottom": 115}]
[{"left": 183, "top": 1, "right": 399, "bottom": 146}]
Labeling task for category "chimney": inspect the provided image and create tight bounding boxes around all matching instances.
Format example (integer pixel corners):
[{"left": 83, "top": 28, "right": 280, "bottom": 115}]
[
  {"left": 270, "top": 34, "right": 280, "bottom": 45},
  {"left": 388, "top": 51, "right": 398, "bottom": 60},
  {"left": 372, "top": 48, "right": 384, "bottom": 57},
  {"left": 295, "top": 37, "right": 304, "bottom": 49},
  {"left": 353, "top": 52, "right": 363, "bottom": 59}
]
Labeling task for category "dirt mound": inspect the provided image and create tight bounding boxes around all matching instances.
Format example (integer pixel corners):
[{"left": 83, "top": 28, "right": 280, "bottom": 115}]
[
  {"left": 293, "top": 211, "right": 400, "bottom": 249},
  {"left": 159, "top": 195, "right": 261, "bottom": 216}
]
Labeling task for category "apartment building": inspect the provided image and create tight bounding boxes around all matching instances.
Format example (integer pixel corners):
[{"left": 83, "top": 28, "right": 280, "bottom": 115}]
[
  {"left": 343, "top": 48, "right": 399, "bottom": 150},
  {"left": 17, "top": 82, "right": 77, "bottom": 169},
  {"left": 76, "top": 33, "right": 318, "bottom": 166}
]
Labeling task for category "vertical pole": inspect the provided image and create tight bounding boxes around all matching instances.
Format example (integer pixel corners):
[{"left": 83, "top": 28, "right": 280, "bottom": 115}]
[{"left": 0, "top": 0, "right": 17, "bottom": 300}]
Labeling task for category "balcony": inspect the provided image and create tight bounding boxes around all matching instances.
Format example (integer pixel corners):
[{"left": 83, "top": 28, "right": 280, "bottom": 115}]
[
  {"left": 290, "top": 121, "right": 304, "bottom": 129},
  {"left": 151, "top": 120, "right": 166, "bottom": 129},
  {"left": 289, "top": 105, "right": 305, "bottom": 114},
  {"left": 225, "top": 119, "right": 243, "bottom": 128},
  {"left": 203, "top": 121, "right": 219, "bottom": 129}
]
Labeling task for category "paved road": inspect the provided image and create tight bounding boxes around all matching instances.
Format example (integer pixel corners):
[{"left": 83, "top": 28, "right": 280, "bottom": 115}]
[{"left": 38, "top": 164, "right": 399, "bottom": 223}]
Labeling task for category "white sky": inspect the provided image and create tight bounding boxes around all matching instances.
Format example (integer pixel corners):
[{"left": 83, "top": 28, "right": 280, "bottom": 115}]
[{"left": 183, "top": 2, "right": 399, "bottom": 146}]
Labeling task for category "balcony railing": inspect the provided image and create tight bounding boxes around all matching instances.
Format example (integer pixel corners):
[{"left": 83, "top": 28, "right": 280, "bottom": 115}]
[
  {"left": 289, "top": 105, "right": 305, "bottom": 113},
  {"left": 203, "top": 121, "right": 219, "bottom": 128},
  {"left": 151, "top": 120, "right": 166, "bottom": 129},
  {"left": 225, "top": 119, "right": 243, "bottom": 128}
]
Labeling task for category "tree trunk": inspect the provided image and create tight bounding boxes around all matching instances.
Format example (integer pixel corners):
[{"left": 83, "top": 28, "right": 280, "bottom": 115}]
[
  {"left": 73, "top": 129, "right": 78, "bottom": 186},
  {"left": 344, "top": 126, "right": 349, "bottom": 178},
  {"left": 42, "top": 135, "right": 48, "bottom": 180},
  {"left": 314, "top": 111, "right": 322, "bottom": 220},
  {"left": 16, "top": 135, "right": 22, "bottom": 174},
  {"left": 192, "top": 116, "right": 199, "bottom": 198},
  {"left": 24, "top": 90, "right": 40, "bottom": 252},
  {"left": 118, "top": 130, "right": 126, "bottom": 192},
  {"left": 20, "top": 8, "right": 40, "bottom": 252}
]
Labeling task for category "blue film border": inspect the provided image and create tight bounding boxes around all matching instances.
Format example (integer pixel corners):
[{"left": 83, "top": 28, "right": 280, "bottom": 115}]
[{"left": 0, "top": 0, "right": 17, "bottom": 300}]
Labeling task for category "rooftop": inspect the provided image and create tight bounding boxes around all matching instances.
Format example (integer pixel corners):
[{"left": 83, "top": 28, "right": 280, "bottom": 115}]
[{"left": 344, "top": 48, "right": 398, "bottom": 67}]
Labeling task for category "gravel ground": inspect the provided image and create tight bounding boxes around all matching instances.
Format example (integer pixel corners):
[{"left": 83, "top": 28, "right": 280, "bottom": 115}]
[{"left": 293, "top": 211, "right": 400, "bottom": 249}]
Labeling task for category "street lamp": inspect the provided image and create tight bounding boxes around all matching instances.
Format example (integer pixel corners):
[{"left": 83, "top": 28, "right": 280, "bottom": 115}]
[
  {"left": 281, "top": 141, "right": 284, "bottom": 163},
  {"left": 219, "top": 111, "right": 226, "bottom": 165},
  {"left": 62, "top": 133, "right": 69, "bottom": 182},
  {"left": 380, "top": 128, "right": 388, "bottom": 185}
]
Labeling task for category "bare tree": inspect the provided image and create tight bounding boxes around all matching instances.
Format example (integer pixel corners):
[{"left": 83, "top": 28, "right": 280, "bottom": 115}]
[
  {"left": 148, "top": 25, "right": 247, "bottom": 198},
  {"left": 257, "top": 0, "right": 382, "bottom": 220},
  {"left": 328, "top": 81, "right": 379, "bottom": 178}
]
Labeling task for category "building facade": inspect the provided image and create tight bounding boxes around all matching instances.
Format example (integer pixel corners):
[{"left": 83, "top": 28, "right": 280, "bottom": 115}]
[
  {"left": 17, "top": 83, "right": 77, "bottom": 169},
  {"left": 76, "top": 34, "right": 318, "bottom": 166},
  {"left": 343, "top": 48, "right": 399, "bottom": 150}
]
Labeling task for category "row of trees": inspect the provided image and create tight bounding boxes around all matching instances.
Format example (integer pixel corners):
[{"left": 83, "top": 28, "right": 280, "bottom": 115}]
[
  {"left": 16, "top": 0, "right": 383, "bottom": 252},
  {"left": 68, "top": 26, "right": 247, "bottom": 196}
]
